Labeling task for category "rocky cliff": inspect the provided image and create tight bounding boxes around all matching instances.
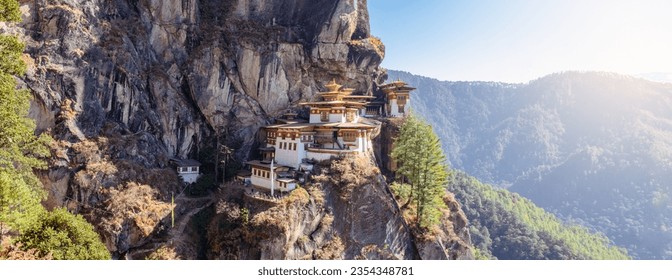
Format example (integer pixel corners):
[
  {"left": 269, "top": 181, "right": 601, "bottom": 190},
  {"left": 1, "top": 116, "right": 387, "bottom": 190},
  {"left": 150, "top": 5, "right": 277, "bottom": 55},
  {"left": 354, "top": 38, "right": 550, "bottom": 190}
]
[
  {"left": 199, "top": 155, "right": 472, "bottom": 260},
  {"left": 13, "top": 0, "right": 384, "bottom": 161},
  {"left": 5, "top": 0, "right": 471, "bottom": 259}
]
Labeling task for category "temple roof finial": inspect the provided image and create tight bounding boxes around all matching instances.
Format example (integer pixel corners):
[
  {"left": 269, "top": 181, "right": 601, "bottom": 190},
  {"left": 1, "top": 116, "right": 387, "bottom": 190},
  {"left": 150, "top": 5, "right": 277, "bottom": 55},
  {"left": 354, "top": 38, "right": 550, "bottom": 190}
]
[{"left": 325, "top": 79, "right": 341, "bottom": 92}]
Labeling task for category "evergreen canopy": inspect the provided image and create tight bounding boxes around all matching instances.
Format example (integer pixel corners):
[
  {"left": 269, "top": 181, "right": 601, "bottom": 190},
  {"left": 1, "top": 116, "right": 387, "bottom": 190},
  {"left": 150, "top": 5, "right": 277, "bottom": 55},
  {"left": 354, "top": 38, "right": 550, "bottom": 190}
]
[{"left": 391, "top": 114, "right": 450, "bottom": 229}]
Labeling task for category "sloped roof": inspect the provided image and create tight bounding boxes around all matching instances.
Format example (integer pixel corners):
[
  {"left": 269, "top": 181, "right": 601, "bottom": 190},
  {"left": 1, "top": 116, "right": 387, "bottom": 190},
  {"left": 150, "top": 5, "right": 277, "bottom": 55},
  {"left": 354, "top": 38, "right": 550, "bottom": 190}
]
[{"left": 170, "top": 158, "right": 202, "bottom": 167}]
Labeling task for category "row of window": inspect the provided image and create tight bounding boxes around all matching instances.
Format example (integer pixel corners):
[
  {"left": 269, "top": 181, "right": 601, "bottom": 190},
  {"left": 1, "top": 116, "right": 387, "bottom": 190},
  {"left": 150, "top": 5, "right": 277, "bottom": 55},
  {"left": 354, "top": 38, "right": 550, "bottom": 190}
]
[
  {"left": 342, "top": 132, "right": 358, "bottom": 142},
  {"left": 301, "top": 135, "right": 313, "bottom": 142},
  {"left": 268, "top": 131, "right": 299, "bottom": 140},
  {"left": 279, "top": 142, "right": 297, "bottom": 151},
  {"left": 178, "top": 167, "right": 198, "bottom": 173},
  {"left": 253, "top": 168, "right": 271, "bottom": 179}
]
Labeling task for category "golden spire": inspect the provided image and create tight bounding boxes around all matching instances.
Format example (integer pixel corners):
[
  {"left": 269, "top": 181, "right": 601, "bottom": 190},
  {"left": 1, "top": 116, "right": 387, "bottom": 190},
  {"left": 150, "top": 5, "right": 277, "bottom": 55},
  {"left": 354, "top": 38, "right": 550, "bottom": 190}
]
[{"left": 325, "top": 79, "right": 342, "bottom": 92}]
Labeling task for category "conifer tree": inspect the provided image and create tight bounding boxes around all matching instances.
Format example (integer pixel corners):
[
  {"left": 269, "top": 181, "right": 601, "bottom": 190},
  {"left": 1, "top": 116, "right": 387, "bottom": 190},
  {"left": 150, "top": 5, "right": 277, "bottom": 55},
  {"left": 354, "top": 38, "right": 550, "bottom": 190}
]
[
  {"left": 391, "top": 114, "right": 450, "bottom": 229},
  {"left": 0, "top": 1, "right": 109, "bottom": 259},
  {"left": 0, "top": 0, "right": 50, "bottom": 230}
]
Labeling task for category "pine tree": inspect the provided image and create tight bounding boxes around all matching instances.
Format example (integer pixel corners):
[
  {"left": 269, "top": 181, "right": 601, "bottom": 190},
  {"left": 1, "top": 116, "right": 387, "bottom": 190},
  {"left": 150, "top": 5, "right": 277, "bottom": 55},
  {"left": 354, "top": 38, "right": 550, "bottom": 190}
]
[
  {"left": 0, "top": 0, "right": 50, "bottom": 230},
  {"left": 391, "top": 114, "right": 423, "bottom": 203},
  {"left": 391, "top": 114, "right": 450, "bottom": 229},
  {"left": 0, "top": 1, "right": 108, "bottom": 260}
]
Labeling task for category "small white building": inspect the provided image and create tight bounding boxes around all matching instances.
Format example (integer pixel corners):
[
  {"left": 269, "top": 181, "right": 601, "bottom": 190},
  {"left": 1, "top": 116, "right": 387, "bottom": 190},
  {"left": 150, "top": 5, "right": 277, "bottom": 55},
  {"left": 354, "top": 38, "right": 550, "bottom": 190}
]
[
  {"left": 236, "top": 170, "right": 252, "bottom": 185},
  {"left": 245, "top": 160, "right": 297, "bottom": 192},
  {"left": 170, "top": 158, "right": 201, "bottom": 184},
  {"left": 380, "top": 80, "right": 415, "bottom": 117}
]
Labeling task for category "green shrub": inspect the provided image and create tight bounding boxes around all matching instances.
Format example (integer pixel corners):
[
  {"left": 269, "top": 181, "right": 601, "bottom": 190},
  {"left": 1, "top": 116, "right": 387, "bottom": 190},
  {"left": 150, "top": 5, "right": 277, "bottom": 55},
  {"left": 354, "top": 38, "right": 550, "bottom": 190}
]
[{"left": 17, "top": 208, "right": 110, "bottom": 260}]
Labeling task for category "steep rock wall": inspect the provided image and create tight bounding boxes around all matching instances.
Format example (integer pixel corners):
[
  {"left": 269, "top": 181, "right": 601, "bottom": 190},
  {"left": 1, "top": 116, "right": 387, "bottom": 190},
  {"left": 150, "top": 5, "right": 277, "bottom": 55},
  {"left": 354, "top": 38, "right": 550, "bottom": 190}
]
[
  {"left": 16, "top": 0, "right": 382, "bottom": 159},
  {"left": 204, "top": 155, "right": 473, "bottom": 260},
  {"left": 6, "top": 0, "right": 384, "bottom": 255}
]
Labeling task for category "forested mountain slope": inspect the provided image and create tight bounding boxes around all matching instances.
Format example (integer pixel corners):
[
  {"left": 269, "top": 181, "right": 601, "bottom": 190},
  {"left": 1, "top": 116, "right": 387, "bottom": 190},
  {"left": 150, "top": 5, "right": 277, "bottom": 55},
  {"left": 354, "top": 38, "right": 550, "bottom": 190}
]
[
  {"left": 449, "top": 171, "right": 628, "bottom": 260},
  {"left": 388, "top": 70, "right": 672, "bottom": 259}
]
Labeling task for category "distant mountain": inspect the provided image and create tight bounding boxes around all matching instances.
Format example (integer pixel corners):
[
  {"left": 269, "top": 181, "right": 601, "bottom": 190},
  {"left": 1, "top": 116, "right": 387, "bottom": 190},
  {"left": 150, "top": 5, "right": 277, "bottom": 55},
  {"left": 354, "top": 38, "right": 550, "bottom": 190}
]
[
  {"left": 387, "top": 70, "right": 672, "bottom": 259},
  {"left": 636, "top": 72, "right": 672, "bottom": 84}
]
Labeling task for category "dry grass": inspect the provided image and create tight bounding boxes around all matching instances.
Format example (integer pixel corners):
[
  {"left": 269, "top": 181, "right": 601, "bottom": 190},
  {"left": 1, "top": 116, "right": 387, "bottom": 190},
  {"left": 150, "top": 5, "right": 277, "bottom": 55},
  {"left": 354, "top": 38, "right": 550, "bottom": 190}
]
[
  {"left": 314, "top": 237, "right": 344, "bottom": 260},
  {"left": 58, "top": 99, "right": 78, "bottom": 121},
  {"left": 284, "top": 187, "right": 310, "bottom": 206},
  {"left": 146, "top": 245, "right": 180, "bottom": 260},
  {"left": 72, "top": 139, "right": 103, "bottom": 163},
  {"left": 348, "top": 36, "right": 385, "bottom": 58},
  {"left": 306, "top": 185, "right": 325, "bottom": 206},
  {"left": 314, "top": 155, "right": 379, "bottom": 200},
  {"left": 99, "top": 182, "right": 172, "bottom": 237},
  {"left": 249, "top": 207, "right": 286, "bottom": 237},
  {"left": 320, "top": 214, "right": 334, "bottom": 231},
  {"left": 0, "top": 236, "right": 52, "bottom": 260}
]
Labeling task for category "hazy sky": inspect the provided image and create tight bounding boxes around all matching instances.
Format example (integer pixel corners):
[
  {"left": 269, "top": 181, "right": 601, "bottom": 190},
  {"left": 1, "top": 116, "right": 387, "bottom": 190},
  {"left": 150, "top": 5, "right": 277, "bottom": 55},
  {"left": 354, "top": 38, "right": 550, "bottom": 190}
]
[{"left": 368, "top": 0, "right": 672, "bottom": 83}]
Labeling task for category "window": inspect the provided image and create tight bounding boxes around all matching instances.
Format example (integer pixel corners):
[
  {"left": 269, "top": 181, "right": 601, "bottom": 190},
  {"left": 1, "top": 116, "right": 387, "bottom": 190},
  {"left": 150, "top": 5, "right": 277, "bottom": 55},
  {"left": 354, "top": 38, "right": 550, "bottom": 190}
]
[
  {"left": 346, "top": 111, "right": 355, "bottom": 122},
  {"left": 398, "top": 95, "right": 407, "bottom": 105},
  {"left": 398, "top": 105, "right": 405, "bottom": 114},
  {"left": 320, "top": 111, "right": 329, "bottom": 122},
  {"left": 343, "top": 131, "right": 357, "bottom": 142},
  {"left": 191, "top": 167, "right": 198, "bottom": 172}
]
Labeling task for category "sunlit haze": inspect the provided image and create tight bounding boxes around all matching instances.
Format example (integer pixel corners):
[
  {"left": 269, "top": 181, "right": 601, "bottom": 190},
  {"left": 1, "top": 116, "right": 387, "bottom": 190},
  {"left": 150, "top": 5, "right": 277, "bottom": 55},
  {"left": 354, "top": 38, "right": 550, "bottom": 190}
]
[{"left": 369, "top": 0, "right": 672, "bottom": 83}]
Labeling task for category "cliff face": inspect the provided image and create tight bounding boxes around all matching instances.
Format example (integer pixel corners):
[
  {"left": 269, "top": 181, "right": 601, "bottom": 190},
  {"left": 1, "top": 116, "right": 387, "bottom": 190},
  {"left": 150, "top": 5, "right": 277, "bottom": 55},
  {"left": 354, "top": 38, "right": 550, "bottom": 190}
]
[
  {"left": 6, "top": 0, "right": 383, "bottom": 255},
  {"left": 203, "top": 155, "right": 472, "bottom": 260},
  {"left": 17, "top": 0, "right": 382, "bottom": 159}
]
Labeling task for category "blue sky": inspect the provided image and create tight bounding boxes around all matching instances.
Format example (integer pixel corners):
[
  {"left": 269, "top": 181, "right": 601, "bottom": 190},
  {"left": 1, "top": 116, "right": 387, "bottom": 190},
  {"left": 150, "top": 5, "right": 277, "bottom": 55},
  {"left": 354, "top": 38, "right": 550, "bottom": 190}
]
[{"left": 368, "top": 0, "right": 672, "bottom": 83}]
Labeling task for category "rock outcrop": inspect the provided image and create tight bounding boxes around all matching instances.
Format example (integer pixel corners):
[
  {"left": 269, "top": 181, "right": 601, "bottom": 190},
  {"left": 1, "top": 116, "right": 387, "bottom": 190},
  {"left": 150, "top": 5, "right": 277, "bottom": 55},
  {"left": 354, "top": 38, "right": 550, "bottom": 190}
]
[{"left": 203, "top": 155, "right": 472, "bottom": 260}]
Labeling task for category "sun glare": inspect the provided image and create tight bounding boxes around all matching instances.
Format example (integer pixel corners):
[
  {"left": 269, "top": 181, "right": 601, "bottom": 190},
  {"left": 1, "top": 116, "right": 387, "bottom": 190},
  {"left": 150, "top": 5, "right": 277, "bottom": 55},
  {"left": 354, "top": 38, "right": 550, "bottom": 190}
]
[{"left": 370, "top": 0, "right": 672, "bottom": 83}]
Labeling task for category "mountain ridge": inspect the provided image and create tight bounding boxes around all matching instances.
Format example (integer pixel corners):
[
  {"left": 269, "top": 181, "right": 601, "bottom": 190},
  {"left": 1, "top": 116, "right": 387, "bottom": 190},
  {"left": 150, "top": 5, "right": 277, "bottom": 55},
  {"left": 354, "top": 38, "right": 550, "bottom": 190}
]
[{"left": 388, "top": 69, "right": 672, "bottom": 259}]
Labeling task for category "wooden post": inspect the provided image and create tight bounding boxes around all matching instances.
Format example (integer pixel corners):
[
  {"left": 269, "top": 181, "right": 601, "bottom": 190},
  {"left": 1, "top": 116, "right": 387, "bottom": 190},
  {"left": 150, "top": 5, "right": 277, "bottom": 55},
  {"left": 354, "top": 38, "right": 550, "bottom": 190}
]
[
  {"left": 171, "top": 191, "right": 175, "bottom": 228},
  {"left": 215, "top": 131, "right": 220, "bottom": 185},
  {"left": 270, "top": 159, "right": 275, "bottom": 196}
]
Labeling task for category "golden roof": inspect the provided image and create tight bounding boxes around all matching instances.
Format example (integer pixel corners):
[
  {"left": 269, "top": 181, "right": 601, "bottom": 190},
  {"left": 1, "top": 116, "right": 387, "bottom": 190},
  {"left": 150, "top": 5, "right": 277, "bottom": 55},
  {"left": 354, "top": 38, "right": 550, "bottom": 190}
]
[{"left": 324, "top": 79, "right": 342, "bottom": 92}]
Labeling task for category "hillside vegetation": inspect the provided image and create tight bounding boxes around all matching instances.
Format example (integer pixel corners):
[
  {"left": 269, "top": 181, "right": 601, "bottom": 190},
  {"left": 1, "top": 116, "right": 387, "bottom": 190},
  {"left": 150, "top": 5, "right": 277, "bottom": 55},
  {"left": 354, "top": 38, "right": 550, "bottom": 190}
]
[
  {"left": 388, "top": 70, "right": 672, "bottom": 259},
  {"left": 449, "top": 172, "right": 629, "bottom": 260}
]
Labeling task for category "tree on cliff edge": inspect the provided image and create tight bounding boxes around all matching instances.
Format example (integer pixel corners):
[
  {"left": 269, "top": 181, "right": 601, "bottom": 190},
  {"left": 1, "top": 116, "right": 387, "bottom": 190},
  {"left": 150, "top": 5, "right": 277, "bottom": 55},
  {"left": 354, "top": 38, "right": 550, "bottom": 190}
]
[{"left": 391, "top": 114, "right": 449, "bottom": 229}]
